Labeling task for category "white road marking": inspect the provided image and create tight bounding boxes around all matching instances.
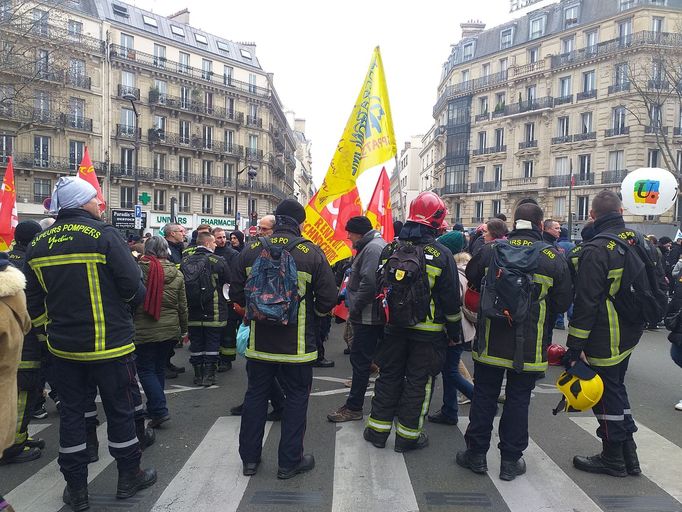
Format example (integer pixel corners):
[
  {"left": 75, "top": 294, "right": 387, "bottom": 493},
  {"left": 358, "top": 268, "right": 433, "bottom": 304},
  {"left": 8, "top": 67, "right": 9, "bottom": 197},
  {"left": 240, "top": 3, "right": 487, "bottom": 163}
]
[
  {"left": 150, "top": 416, "right": 271, "bottom": 512},
  {"left": 28, "top": 423, "right": 51, "bottom": 436},
  {"left": 6, "top": 424, "right": 114, "bottom": 512},
  {"left": 332, "top": 421, "right": 419, "bottom": 512},
  {"left": 571, "top": 416, "right": 682, "bottom": 504},
  {"left": 458, "top": 418, "right": 602, "bottom": 512}
]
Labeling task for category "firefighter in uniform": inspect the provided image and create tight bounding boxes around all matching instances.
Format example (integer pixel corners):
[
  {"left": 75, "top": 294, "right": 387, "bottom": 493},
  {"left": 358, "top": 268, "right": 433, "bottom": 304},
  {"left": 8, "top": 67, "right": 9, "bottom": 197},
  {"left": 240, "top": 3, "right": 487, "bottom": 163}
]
[
  {"left": 231, "top": 199, "right": 337, "bottom": 479},
  {"left": 567, "top": 190, "right": 658, "bottom": 477},
  {"left": 181, "top": 231, "right": 230, "bottom": 387},
  {"left": 1, "top": 221, "right": 46, "bottom": 464},
  {"left": 458, "top": 202, "right": 573, "bottom": 481},
  {"left": 364, "top": 191, "right": 461, "bottom": 452},
  {"left": 24, "top": 177, "right": 156, "bottom": 511}
]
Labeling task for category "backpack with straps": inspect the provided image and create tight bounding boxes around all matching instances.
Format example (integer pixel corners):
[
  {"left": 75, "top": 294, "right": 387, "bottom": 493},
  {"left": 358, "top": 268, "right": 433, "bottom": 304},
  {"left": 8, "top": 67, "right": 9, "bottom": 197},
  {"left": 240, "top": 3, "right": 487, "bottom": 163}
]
[
  {"left": 479, "top": 240, "right": 549, "bottom": 372},
  {"left": 591, "top": 232, "right": 667, "bottom": 326},
  {"left": 377, "top": 241, "right": 432, "bottom": 327},
  {"left": 182, "top": 253, "right": 214, "bottom": 314},
  {"left": 244, "top": 237, "right": 303, "bottom": 326}
]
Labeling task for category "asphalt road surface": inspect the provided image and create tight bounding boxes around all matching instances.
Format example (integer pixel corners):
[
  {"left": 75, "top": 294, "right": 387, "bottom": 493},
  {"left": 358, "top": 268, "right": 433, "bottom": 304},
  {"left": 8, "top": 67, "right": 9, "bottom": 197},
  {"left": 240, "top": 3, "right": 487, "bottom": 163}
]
[{"left": 2, "top": 325, "right": 682, "bottom": 512}]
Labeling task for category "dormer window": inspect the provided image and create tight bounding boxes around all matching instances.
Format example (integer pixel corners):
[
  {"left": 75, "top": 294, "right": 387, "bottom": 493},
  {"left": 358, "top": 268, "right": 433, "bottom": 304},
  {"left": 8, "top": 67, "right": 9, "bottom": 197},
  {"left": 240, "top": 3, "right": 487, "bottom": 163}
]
[
  {"left": 142, "top": 15, "right": 157, "bottom": 28},
  {"left": 170, "top": 25, "right": 185, "bottom": 37},
  {"left": 216, "top": 41, "right": 230, "bottom": 52},
  {"left": 500, "top": 28, "right": 513, "bottom": 49},
  {"left": 529, "top": 16, "right": 546, "bottom": 39},
  {"left": 564, "top": 5, "right": 579, "bottom": 28},
  {"left": 463, "top": 42, "right": 474, "bottom": 61},
  {"left": 195, "top": 33, "right": 208, "bottom": 45},
  {"left": 240, "top": 48, "right": 252, "bottom": 59}
]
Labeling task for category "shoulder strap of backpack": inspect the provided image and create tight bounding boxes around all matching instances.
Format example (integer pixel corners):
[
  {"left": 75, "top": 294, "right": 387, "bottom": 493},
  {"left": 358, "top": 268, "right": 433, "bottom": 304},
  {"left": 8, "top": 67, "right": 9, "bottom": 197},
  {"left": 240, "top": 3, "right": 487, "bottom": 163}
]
[{"left": 283, "top": 236, "right": 306, "bottom": 253}]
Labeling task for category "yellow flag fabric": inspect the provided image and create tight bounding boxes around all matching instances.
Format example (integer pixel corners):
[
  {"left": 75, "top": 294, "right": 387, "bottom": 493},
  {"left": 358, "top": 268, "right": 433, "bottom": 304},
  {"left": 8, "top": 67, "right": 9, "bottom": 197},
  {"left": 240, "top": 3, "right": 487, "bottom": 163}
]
[{"left": 313, "top": 47, "right": 396, "bottom": 211}]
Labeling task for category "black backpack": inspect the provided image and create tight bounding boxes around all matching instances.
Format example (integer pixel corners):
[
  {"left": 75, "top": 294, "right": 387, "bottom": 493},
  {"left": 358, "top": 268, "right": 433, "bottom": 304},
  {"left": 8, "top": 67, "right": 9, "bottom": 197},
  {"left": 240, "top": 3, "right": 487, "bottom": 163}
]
[
  {"left": 592, "top": 233, "right": 667, "bottom": 325},
  {"left": 377, "top": 241, "right": 431, "bottom": 327},
  {"left": 479, "top": 240, "right": 549, "bottom": 372},
  {"left": 182, "top": 253, "right": 214, "bottom": 313}
]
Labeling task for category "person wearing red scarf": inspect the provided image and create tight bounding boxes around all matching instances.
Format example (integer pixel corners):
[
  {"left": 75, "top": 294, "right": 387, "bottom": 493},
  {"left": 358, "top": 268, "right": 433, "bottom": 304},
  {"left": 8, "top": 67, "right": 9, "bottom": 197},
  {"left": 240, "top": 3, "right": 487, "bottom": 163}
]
[{"left": 133, "top": 237, "right": 188, "bottom": 428}]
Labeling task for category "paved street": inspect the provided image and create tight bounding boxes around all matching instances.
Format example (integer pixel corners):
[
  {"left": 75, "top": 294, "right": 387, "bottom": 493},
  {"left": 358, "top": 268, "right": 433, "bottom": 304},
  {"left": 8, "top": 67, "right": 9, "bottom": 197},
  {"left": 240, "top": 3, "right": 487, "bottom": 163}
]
[{"left": 2, "top": 324, "right": 682, "bottom": 512}]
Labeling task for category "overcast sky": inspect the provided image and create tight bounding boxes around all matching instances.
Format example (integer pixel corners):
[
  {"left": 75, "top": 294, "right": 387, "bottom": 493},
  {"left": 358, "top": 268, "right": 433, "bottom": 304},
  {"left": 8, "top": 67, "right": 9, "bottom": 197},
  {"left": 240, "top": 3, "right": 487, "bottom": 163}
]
[{"left": 132, "top": 0, "right": 536, "bottom": 194}]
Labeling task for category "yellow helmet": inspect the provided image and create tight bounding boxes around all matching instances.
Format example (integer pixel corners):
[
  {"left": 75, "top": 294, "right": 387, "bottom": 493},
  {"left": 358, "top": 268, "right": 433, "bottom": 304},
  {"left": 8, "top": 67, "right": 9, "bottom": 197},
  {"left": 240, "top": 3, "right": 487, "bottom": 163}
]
[{"left": 553, "top": 362, "right": 604, "bottom": 414}]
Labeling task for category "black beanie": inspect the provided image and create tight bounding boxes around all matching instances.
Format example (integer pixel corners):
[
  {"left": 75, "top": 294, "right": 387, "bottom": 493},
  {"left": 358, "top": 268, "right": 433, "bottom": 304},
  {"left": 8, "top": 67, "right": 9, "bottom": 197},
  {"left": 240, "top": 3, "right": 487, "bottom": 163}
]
[
  {"left": 15, "top": 220, "right": 42, "bottom": 245},
  {"left": 275, "top": 199, "right": 306, "bottom": 224},
  {"left": 345, "top": 216, "right": 373, "bottom": 235}
]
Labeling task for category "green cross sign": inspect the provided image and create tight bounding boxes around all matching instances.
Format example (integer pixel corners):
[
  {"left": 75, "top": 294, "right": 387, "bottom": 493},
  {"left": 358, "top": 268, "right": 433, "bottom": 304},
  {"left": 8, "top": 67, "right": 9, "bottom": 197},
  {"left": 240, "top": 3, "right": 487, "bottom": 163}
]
[{"left": 138, "top": 192, "right": 151, "bottom": 205}]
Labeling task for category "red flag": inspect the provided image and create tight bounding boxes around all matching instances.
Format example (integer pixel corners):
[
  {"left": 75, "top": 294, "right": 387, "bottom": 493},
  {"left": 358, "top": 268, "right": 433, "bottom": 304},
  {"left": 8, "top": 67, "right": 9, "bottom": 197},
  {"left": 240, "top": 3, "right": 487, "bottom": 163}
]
[
  {"left": 0, "top": 156, "right": 18, "bottom": 251},
  {"left": 77, "top": 146, "right": 106, "bottom": 212},
  {"left": 365, "top": 167, "right": 394, "bottom": 242}
]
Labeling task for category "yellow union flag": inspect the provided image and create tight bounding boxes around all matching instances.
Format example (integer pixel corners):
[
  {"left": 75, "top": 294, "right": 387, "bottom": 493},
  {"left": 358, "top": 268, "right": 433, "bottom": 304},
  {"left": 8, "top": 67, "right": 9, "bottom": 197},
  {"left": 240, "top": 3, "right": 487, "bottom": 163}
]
[{"left": 313, "top": 46, "right": 397, "bottom": 211}]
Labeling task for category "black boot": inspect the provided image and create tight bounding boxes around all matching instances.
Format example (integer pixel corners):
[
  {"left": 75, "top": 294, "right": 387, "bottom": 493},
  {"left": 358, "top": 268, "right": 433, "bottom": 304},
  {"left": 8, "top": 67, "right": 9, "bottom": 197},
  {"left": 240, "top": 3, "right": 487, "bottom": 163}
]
[
  {"left": 217, "top": 359, "right": 232, "bottom": 373},
  {"left": 193, "top": 365, "right": 203, "bottom": 386},
  {"left": 573, "top": 441, "right": 627, "bottom": 477},
  {"left": 623, "top": 437, "right": 641, "bottom": 476},
  {"left": 202, "top": 363, "right": 216, "bottom": 387},
  {"left": 116, "top": 467, "right": 157, "bottom": 499},
  {"left": 63, "top": 484, "right": 89, "bottom": 511},
  {"left": 86, "top": 429, "right": 99, "bottom": 463},
  {"left": 136, "top": 419, "right": 155, "bottom": 450}
]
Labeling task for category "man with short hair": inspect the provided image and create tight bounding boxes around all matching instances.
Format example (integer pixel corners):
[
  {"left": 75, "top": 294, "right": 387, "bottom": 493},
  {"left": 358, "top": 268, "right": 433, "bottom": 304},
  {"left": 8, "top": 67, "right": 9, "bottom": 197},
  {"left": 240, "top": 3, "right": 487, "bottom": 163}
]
[
  {"left": 25, "top": 177, "right": 156, "bottom": 509},
  {"left": 257, "top": 215, "right": 276, "bottom": 237},
  {"left": 212, "top": 227, "right": 239, "bottom": 372},
  {"left": 163, "top": 223, "right": 186, "bottom": 265},
  {"left": 542, "top": 219, "right": 562, "bottom": 245},
  {"left": 327, "top": 216, "right": 386, "bottom": 423},
  {"left": 568, "top": 190, "right": 660, "bottom": 477},
  {"left": 459, "top": 202, "right": 572, "bottom": 481},
  {"left": 183, "top": 224, "right": 212, "bottom": 258},
  {"left": 181, "top": 232, "right": 230, "bottom": 387},
  {"left": 231, "top": 199, "right": 336, "bottom": 479}
]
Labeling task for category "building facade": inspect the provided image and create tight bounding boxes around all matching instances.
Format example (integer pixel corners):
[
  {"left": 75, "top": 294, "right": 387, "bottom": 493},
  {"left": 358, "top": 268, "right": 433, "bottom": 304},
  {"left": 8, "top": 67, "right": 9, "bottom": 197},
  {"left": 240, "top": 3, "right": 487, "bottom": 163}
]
[
  {"left": 291, "top": 116, "right": 314, "bottom": 206},
  {"left": 433, "top": 0, "right": 682, "bottom": 235},
  {"left": 391, "top": 136, "right": 423, "bottom": 221},
  {"left": 0, "top": 0, "right": 298, "bottom": 234}
]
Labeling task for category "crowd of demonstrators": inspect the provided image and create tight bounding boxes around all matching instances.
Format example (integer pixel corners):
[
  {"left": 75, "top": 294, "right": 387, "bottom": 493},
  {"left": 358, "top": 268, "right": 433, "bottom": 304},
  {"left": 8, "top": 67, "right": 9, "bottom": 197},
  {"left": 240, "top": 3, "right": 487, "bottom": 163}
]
[{"left": 3, "top": 180, "right": 681, "bottom": 502}]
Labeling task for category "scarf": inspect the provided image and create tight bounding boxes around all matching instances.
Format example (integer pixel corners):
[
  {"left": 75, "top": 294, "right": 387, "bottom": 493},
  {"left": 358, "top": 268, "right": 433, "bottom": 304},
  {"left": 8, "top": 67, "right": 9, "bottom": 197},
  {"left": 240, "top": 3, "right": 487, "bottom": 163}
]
[{"left": 141, "top": 255, "right": 164, "bottom": 321}]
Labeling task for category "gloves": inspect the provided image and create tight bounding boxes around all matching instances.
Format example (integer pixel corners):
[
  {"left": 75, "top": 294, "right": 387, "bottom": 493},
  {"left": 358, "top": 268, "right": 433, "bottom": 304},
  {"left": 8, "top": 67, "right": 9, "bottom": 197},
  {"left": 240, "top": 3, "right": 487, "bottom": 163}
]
[
  {"left": 562, "top": 347, "right": 583, "bottom": 369},
  {"left": 446, "top": 321, "right": 461, "bottom": 343}
]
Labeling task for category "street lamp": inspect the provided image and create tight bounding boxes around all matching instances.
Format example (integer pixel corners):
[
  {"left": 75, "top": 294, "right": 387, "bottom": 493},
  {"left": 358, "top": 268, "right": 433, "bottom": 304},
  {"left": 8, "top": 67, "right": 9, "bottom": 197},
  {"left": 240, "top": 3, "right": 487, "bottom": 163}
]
[
  {"left": 235, "top": 164, "right": 257, "bottom": 230},
  {"left": 122, "top": 93, "right": 140, "bottom": 212}
]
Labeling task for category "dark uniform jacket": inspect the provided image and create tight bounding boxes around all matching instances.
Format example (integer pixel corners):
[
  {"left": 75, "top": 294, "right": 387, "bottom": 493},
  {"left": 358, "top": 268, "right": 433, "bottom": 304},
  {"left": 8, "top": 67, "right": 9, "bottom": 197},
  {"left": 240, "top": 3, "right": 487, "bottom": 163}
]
[
  {"left": 230, "top": 224, "right": 337, "bottom": 364},
  {"left": 467, "top": 227, "right": 573, "bottom": 372},
  {"left": 181, "top": 246, "right": 230, "bottom": 328},
  {"left": 567, "top": 214, "right": 650, "bottom": 366},
  {"left": 382, "top": 228, "right": 462, "bottom": 340},
  {"left": 167, "top": 239, "right": 184, "bottom": 265},
  {"left": 24, "top": 208, "right": 144, "bottom": 362},
  {"left": 8, "top": 244, "right": 42, "bottom": 369},
  {"left": 346, "top": 230, "right": 386, "bottom": 325}
]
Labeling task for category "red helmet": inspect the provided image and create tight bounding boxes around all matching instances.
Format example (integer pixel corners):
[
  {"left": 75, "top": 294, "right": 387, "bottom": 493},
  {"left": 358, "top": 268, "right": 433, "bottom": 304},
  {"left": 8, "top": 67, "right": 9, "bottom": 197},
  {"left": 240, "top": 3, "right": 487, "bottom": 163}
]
[
  {"left": 437, "top": 220, "right": 450, "bottom": 235},
  {"left": 407, "top": 191, "right": 447, "bottom": 229},
  {"left": 547, "top": 344, "right": 567, "bottom": 366}
]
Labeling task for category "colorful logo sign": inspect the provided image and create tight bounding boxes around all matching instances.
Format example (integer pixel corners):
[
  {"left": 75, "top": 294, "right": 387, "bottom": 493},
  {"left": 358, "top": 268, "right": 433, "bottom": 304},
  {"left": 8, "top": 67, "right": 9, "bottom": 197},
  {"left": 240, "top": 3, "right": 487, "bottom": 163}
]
[{"left": 634, "top": 179, "right": 660, "bottom": 204}]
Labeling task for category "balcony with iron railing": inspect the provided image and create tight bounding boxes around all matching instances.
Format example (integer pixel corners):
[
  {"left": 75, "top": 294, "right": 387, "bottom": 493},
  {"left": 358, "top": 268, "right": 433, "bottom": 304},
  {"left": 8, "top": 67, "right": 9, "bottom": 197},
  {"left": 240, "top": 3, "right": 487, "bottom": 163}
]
[
  {"left": 439, "top": 183, "right": 469, "bottom": 195},
  {"left": 148, "top": 90, "right": 245, "bottom": 125},
  {"left": 608, "top": 82, "right": 631, "bottom": 95},
  {"left": 474, "top": 113, "right": 490, "bottom": 122},
  {"left": 1, "top": 16, "right": 105, "bottom": 54},
  {"left": 508, "top": 177, "right": 539, "bottom": 187},
  {"left": 674, "top": 127, "right": 682, "bottom": 136},
  {"left": 246, "top": 116, "right": 263, "bottom": 128},
  {"left": 472, "top": 145, "right": 506, "bottom": 156},
  {"left": 573, "top": 131, "right": 597, "bottom": 142},
  {"left": 554, "top": 94, "right": 573, "bottom": 106},
  {"left": 66, "top": 73, "right": 91, "bottom": 90},
  {"left": 511, "top": 60, "right": 545, "bottom": 78},
  {"left": 518, "top": 140, "right": 538, "bottom": 150},
  {"left": 0, "top": 104, "right": 92, "bottom": 131},
  {"left": 601, "top": 169, "right": 628, "bottom": 184},
  {"left": 110, "top": 44, "right": 271, "bottom": 98},
  {"left": 605, "top": 126, "right": 630, "bottom": 137},
  {"left": 470, "top": 181, "right": 502, "bottom": 193},
  {"left": 471, "top": 216, "right": 485, "bottom": 224},
  {"left": 433, "top": 70, "right": 508, "bottom": 115},
  {"left": 576, "top": 89, "right": 597, "bottom": 101},
  {"left": 648, "top": 79, "right": 670, "bottom": 90},
  {"left": 118, "top": 84, "right": 140, "bottom": 100},
  {"left": 551, "top": 31, "right": 682, "bottom": 71},
  {"left": 644, "top": 125, "right": 669, "bottom": 135},
  {"left": 551, "top": 135, "right": 573, "bottom": 145},
  {"left": 549, "top": 173, "right": 595, "bottom": 188},
  {"left": 6, "top": 152, "right": 104, "bottom": 174},
  {"left": 116, "top": 124, "right": 140, "bottom": 139},
  {"left": 245, "top": 148, "right": 264, "bottom": 161},
  {"left": 504, "top": 96, "right": 554, "bottom": 117}
]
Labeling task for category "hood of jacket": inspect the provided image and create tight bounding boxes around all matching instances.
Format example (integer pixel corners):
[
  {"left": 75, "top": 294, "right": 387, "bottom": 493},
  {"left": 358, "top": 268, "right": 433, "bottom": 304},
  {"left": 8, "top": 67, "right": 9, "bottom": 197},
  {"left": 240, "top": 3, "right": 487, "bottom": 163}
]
[
  {"left": 139, "top": 258, "right": 181, "bottom": 285},
  {"left": 0, "top": 265, "right": 26, "bottom": 298},
  {"left": 353, "top": 230, "right": 382, "bottom": 252}
]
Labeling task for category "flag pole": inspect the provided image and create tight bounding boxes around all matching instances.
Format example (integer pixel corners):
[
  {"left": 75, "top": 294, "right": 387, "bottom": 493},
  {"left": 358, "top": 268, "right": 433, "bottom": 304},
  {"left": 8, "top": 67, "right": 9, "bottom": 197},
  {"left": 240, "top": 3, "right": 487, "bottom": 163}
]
[
  {"left": 394, "top": 154, "right": 405, "bottom": 220},
  {"left": 568, "top": 157, "right": 574, "bottom": 241}
]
